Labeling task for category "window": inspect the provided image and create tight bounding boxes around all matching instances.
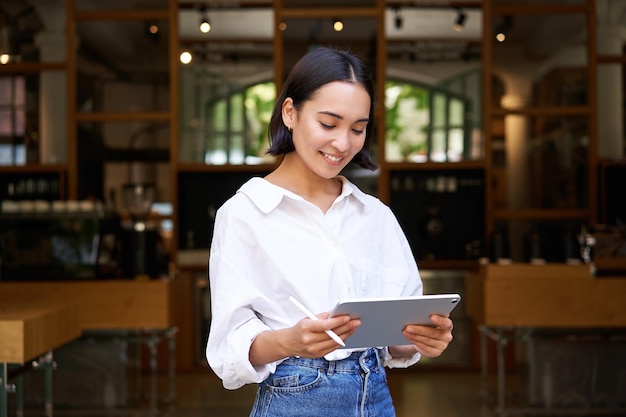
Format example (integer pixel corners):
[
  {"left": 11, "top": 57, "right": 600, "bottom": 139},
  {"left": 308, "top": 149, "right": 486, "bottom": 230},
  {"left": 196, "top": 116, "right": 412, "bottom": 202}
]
[
  {"left": 385, "top": 79, "right": 472, "bottom": 163},
  {"left": 0, "top": 76, "right": 26, "bottom": 165},
  {"left": 205, "top": 82, "right": 275, "bottom": 165},
  {"left": 183, "top": 74, "right": 475, "bottom": 165},
  {"left": 179, "top": 66, "right": 276, "bottom": 165}
]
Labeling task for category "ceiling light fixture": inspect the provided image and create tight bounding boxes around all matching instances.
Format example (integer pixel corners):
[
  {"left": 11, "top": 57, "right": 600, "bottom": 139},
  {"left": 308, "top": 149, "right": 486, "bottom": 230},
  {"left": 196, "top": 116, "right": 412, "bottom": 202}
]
[
  {"left": 145, "top": 21, "right": 160, "bottom": 42},
  {"left": 180, "top": 51, "right": 193, "bottom": 64},
  {"left": 453, "top": 9, "right": 467, "bottom": 32},
  {"left": 495, "top": 16, "right": 512, "bottom": 43},
  {"left": 199, "top": 7, "right": 211, "bottom": 33},
  {"left": 333, "top": 19, "right": 344, "bottom": 32},
  {"left": 394, "top": 7, "right": 403, "bottom": 30},
  {"left": 148, "top": 23, "right": 159, "bottom": 35}
]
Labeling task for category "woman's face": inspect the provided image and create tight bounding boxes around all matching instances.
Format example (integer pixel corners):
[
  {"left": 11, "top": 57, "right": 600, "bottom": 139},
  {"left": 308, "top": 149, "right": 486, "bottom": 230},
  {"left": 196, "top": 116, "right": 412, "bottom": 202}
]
[{"left": 283, "top": 81, "right": 371, "bottom": 179}]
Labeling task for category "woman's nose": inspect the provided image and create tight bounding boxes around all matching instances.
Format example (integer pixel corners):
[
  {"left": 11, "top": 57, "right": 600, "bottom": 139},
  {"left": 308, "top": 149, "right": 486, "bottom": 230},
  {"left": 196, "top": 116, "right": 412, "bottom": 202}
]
[{"left": 331, "top": 130, "right": 351, "bottom": 153}]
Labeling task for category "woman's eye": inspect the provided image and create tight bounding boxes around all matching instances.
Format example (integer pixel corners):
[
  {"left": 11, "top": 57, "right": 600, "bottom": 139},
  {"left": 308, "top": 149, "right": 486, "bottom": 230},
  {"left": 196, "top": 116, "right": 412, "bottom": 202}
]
[
  {"left": 320, "top": 123, "right": 335, "bottom": 129},
  {"left": 352, "top": 128, "right": 365, "bottom": 135}
]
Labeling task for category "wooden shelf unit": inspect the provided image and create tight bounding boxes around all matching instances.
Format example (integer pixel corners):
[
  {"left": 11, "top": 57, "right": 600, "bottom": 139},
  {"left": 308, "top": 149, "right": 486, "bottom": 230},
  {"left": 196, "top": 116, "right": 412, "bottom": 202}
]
[{"left": 0, "top": 0, "right": 609, "bottom": 267}]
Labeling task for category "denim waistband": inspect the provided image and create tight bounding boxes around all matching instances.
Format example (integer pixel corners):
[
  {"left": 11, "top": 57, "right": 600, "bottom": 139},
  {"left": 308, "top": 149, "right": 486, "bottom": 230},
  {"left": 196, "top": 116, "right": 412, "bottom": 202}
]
[{"left": 280, "top": 348, "right": 383, "bottom": 374}]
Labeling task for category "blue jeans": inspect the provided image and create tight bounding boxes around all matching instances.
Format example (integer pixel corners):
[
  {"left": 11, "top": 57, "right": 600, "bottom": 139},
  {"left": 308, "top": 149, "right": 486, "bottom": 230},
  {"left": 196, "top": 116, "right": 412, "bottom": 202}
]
[{"left": 249, "top": 348, "right": 396, "bottom": 417}]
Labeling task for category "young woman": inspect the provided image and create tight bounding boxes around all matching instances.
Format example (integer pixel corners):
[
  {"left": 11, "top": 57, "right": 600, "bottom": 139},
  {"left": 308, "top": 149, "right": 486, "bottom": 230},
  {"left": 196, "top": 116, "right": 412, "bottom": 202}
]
[{"left": 206, "top": 47, "right": 454, "bottom": 417}]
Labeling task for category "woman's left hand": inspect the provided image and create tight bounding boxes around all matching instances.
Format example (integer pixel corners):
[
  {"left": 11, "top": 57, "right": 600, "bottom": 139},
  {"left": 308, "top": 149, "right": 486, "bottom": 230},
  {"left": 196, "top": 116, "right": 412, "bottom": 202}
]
[{"left": 390, "top": 314, "right": 454, "bottom": 358}]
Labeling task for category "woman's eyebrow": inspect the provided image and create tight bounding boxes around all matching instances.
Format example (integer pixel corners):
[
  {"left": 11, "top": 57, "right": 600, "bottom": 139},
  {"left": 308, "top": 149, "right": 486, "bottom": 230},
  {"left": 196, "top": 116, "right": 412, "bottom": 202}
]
[{"left": 318, "top": 110, "right": 369, "bottom": 123}]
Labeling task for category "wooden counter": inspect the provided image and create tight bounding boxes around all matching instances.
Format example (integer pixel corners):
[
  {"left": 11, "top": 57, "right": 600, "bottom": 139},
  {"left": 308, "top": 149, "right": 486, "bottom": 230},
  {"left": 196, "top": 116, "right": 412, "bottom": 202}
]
[
  {"left": 0, "top": 276, "right": 196, "bottom": 371},
  {"left": 0, "top": 301, "right": 80, "bottom": 364},
  {"left": 0, "top": 278, "right": 182, "bottom": 330},
  {"left": 482, "top": 264, "right": 626, "bottom": 328}
]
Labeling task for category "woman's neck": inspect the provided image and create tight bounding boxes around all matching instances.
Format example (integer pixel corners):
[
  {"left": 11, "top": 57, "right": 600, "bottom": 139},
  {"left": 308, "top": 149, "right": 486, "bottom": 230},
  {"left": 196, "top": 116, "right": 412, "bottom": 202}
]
[{"left": 265, "top": 155, "right": 342, "bottom": 213}]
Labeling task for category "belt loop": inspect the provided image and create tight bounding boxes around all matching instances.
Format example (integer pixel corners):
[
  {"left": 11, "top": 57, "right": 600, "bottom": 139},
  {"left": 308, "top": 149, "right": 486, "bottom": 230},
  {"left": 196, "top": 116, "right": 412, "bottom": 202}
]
[
  {"left": 327, "top": 359, "right": 336, "bottom": 376},
  {"left": 376, "top": 348, "right": 384, "bottom": 371}
]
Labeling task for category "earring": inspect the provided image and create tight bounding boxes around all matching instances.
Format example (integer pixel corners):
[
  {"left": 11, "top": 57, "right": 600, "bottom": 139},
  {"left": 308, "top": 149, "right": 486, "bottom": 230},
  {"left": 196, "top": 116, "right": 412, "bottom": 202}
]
[{"left": 288, "top": 126, "right": 293, "bottom": 133}]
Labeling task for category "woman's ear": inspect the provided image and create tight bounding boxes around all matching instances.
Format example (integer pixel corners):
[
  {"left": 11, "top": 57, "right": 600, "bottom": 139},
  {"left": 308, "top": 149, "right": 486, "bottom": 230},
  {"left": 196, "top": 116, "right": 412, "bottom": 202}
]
[{"left": 281, "top": 97, "right": 295, "bottom": 129}]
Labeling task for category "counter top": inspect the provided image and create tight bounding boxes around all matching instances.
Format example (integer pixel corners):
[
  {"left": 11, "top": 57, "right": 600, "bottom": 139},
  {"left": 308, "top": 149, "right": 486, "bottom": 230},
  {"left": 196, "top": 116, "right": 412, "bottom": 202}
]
[
  {"left": 0, "top": 301, "right": 80, "bottom": 363},
  {"left": 0, "top": 278, "right": 183, "bottom": 330},
  {"left": 482, "top": 264, "right": 626, "bottom": 328}
]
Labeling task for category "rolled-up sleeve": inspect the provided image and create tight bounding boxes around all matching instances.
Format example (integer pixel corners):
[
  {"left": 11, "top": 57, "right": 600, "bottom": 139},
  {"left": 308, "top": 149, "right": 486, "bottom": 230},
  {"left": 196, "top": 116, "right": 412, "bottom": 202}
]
[
  {"left": 381, "top": 347, "right": 421, "bottom": 369},
  {"left": 207, "top": 311, "right": 276, "bottom": 389},
  {"left": 205, "top": 205, "right": 280, "bottom": 389},
  {"left": 206, "top": 247, "right": 282, "bottom": 389}
]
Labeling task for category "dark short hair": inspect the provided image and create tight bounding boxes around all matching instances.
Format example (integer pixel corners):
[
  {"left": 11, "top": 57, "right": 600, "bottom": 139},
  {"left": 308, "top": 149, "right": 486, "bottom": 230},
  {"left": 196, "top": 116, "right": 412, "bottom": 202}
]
[{"left": 267, "top": 47, "right": 378, "bottom": 171}]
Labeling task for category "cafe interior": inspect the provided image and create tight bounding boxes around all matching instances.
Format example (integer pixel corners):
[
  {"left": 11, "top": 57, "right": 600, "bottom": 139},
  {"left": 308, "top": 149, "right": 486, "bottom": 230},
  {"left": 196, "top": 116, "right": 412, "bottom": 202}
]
[{"left": 0, "top": 0, "right": 625, "bottom": 416}]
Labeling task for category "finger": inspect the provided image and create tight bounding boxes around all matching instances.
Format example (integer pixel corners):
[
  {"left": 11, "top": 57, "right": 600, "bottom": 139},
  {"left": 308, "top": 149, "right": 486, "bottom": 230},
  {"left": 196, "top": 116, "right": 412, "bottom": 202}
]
[
  {"left": 293, "top": 323, "right": 345, "bottom": 356},
  {"left": 332, "top": 318, "right": 361, "bottom": 333},
  {"left": 428, "top": 314, "right": 453, "bottom": 329},
  {"left": 405, "top": 330, "right": 452, "bottom": 356},
  {"left": 405, "top": 324, "right": 448, "bottom": 339},
  {"left": 406, "top": 333, "right": 451, "bottom": 351},
  {"left": 300, "top": 317, "right": 353, "bottom": 345},
  {"left": 403, "top": 326, "right": 453, "bottom": 349},
  {"left": 413, "top": 342, "right": 445, "bottom": 358}
]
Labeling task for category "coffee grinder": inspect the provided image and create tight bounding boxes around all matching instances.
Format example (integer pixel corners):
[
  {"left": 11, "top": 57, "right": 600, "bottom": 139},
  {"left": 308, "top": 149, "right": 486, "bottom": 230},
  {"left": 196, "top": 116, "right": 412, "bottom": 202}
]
[{"left": 121, "top": 183, "right": 162, "bottom": 279}]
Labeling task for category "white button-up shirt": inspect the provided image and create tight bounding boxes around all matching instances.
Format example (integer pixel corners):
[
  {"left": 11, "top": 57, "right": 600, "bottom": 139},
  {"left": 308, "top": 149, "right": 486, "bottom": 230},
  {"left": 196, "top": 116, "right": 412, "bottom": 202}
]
[{"left": 206, "top": 176, "right": 423, "bottom": 389}]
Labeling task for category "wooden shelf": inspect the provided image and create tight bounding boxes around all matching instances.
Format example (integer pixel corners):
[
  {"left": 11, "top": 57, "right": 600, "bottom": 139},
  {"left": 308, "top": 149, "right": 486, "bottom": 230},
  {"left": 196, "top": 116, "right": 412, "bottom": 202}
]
[
  {"left": 280, "top": 7, "right": 379, "bottom": 18},
  {"left": 0, "top": 62, "right": 66, "bottom": 74},
  {"left": 492, "top": 208, "right": 590, "bottom": 220},
  {"left": 76, "top": 111, "right": 171, "bottom": 122},
  {"left": 491, "top": 3, "right": 587, "bottom": 15},
  {"left": 176, "top": 163, "right": 277, "bottom": 173},
  {"left": 597, "top": 55, "right": 626, "bottom": 64},
  {"left": 74, "top": 9, "right": 169, "bottom": 20},
  {"left": 0, "top": 164, "right": 67, "bottom": 174},
  {"left": 1, "top": 0, "right": 602, "bottom": 271},
  {"left": 384, "top": 160, "right": 486, "bottom": 171},
  {"left": 491, "top": 105, "right": 590, "bottom": 117},
  {"left": 417, "top": 260, "right": 481, "bottom": 271}
]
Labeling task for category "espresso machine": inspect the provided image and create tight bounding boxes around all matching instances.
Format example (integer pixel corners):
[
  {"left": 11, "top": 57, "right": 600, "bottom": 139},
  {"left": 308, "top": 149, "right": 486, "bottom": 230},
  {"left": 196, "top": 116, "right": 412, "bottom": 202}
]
[{"left": 120, "top": 183, "right": 164, "bottom": 279}]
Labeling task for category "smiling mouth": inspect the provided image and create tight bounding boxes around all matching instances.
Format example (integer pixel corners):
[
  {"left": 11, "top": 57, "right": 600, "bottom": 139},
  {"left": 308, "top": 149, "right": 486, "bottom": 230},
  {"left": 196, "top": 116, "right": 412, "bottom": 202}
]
[{"left": 321, "top": 151, "right": 343, "bottom": 162}]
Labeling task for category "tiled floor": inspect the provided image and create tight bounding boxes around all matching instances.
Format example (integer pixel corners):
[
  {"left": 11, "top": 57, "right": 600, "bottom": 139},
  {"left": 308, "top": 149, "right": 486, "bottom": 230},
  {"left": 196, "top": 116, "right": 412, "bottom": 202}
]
[
  {"left": 23, "top": 353, "right": 623, "bottom": 417},
  {"left": 22, "top": 365, "right": 625, "bottom": 417},
  {"left": 6, "top": 338, "right": 492, "bottom": 417},
  {"left": 171, "top": 367, "right": 492, "bottom": 417}
]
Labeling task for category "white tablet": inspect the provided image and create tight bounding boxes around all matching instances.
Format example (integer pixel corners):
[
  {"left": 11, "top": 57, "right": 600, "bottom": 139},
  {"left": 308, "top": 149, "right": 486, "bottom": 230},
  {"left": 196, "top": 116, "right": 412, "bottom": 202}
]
[{"left": 329, "top": 293, "right": 461, "bottom": 349}]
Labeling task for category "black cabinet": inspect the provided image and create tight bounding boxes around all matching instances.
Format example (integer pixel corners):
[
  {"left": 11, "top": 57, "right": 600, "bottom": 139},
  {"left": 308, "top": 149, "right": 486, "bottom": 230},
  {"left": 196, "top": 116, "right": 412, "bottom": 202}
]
[
  {"left": 177, "top": 171, "right": 270, "bottom": 250},
  {"left": 390, "top": 169, "right": 485, "bottom": 261}
]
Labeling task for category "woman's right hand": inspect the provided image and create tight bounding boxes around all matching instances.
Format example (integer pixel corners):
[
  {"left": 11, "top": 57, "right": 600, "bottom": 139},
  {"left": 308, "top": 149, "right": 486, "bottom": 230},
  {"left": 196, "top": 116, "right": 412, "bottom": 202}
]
[
  {"left": 249, "top": 313, "right": 360, "bottom": 366},
  {"left": 288, "top": 313, "right": 360, "bottom": 358}
]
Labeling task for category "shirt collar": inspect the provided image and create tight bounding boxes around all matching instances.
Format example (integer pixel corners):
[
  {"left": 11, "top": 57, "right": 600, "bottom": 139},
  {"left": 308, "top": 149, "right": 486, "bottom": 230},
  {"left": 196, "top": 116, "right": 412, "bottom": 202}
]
[{"left": 237, "top": 175, "right": 368, "bottom": 214}]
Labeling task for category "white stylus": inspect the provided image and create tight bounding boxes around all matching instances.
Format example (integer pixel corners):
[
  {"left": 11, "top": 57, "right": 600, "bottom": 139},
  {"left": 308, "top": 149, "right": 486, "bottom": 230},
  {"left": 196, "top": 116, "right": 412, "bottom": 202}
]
[{"left": 288, "top": 296, "right": 346, "bottom": 347}]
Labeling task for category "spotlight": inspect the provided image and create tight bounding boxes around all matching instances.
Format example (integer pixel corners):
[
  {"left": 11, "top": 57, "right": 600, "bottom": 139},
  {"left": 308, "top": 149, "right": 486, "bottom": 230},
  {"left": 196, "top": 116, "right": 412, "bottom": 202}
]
[
  {"left": 180, "top": 51, "right": 193, "bottom": 64},
  {"left": 494, "top": 15, "right": 512, "bottom": 43},
  {"left": 394, "top": 7, "right": 403, "bottom": 30},
  {"left": 145, "top": 21, "right": 160, "bottom": 42},
  {"left": 333, "top": 19, "right": 344, "bottom": 32},
  {"left": 453, "top": 9, "right": 467, "bottom": 32},
  {"left": 199, "top": 7, "right": 211, "bottom": 33},
  {"left": 200, "top": 17, "right": 211, "bottom": 33},
  {"left": 0, "top": 53, "right": 10, "bottom": 65}
]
